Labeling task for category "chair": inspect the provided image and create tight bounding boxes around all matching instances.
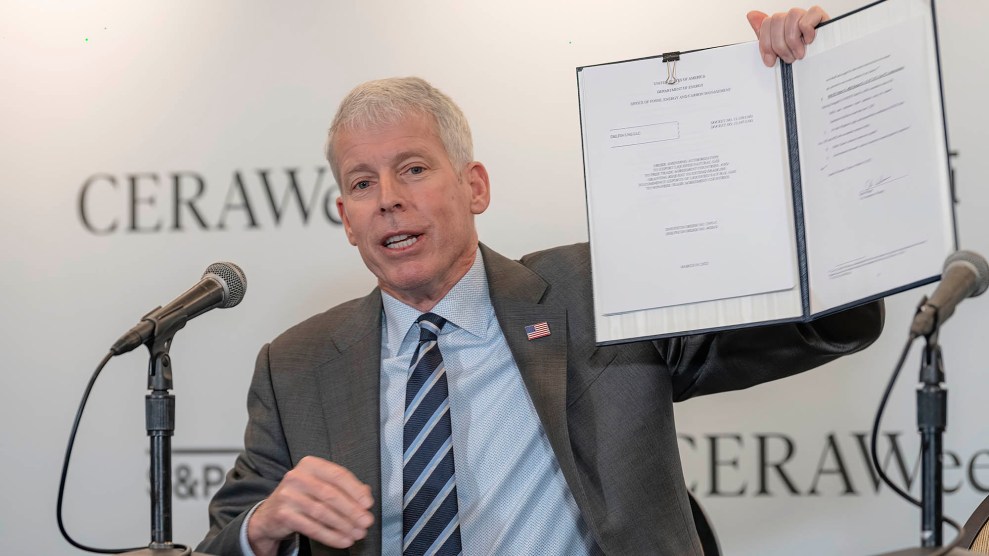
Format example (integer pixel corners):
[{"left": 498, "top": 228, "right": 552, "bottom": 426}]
[
  {"left": 960, "top": 493, "right": 989, "bottom": 553},
  {"left": 688, "top": 491, "right": 722, "bottom": 556}
]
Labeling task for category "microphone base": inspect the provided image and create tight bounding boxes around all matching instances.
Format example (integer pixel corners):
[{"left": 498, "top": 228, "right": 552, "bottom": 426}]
[
  {"left": 121, "top": 548, "right": 209, "bottom": 556},
  {"left": 873, "top": 547, "right": 979, "bottom": 555}
]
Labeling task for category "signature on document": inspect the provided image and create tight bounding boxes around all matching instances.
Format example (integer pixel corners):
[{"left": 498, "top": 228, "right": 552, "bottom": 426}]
[{"left": 859, "top": 173, "right": 907, "bottom": 199}]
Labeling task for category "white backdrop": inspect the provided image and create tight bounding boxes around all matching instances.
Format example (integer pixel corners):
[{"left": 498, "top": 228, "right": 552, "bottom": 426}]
[{"left": 2, "top": 1, "right": 987, "bottom": 554}]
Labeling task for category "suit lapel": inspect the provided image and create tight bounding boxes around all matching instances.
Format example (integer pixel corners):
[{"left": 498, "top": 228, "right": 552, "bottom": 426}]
[
  {"left": 496, "top": 299, "right": 570, "bottom": 454},
  {"left": 480, "top": 245, "right": 588, "bottom": 522},
  {"left": 313, "top": 292, "right": 383, "bottom": 556}
]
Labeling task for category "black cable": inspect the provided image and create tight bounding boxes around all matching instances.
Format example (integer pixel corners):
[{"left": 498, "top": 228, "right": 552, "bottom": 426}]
[
  {"left": 869, "top": 334, "right": 964, "bottom": 555},
  {"left": 56, "top": 351, "right": 147, "bottom": 554}
]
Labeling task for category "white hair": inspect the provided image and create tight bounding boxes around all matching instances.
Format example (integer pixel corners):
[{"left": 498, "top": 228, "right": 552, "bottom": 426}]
[{"left": 324, "top": 77, "right": 473, "bottom": 184}]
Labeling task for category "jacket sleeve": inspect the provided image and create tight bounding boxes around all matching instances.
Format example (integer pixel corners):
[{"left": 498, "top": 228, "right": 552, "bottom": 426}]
[
  {"left": 661, "top": 300, "right": 885, "bottom": 401},
  {"left": 197, "top": 343, "right": 293, "bottom": 555}
]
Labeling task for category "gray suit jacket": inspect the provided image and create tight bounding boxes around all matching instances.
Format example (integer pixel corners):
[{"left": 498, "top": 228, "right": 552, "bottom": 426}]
[{"left": 198, "top": 242, "right": 883, "bottom": 555}]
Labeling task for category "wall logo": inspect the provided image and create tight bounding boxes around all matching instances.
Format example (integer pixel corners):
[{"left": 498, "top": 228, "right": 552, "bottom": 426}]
[
  {"left": 78, "top": 167, "right": 342, "bottom": 234},
  {"left": 679, "top": 431, "right": 989, "bottom": 497}
]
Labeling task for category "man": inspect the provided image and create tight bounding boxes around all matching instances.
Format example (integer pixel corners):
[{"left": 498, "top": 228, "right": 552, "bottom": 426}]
[{"left": 199, "top": 6, "right": 880, "bottom": 555}]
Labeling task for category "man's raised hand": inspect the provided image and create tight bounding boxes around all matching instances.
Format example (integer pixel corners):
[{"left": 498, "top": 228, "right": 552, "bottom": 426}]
[{"left": 747, "top": 6, "right": 830, "bottom": 66}]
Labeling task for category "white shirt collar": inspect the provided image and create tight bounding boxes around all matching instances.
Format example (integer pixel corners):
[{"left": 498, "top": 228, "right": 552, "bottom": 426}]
[{"left": 380, "top": 248, "right": 491, "bottom": 357}]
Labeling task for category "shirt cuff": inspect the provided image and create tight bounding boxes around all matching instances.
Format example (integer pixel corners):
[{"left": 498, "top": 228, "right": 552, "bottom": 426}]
[{"left": 239, "top": 500, "right": 299, "bottom": 556}]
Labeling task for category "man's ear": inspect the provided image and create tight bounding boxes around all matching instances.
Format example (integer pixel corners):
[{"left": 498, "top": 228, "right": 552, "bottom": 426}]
[
  {"left": 464, "top": 161, "right": 491, "bottom": 215},
  {"left": 336, "top": 196, "right": 358, "bottom": 246}
]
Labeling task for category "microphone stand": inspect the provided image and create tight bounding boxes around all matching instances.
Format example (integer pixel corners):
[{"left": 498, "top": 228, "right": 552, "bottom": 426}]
[
  {"left": 918, "top": 326, "right": 945, "bottom": 547},
  {"left": 124, "top": 322, "right": 208, "bottom": 556},
  {"left": 875, "top": 303, "right": 976, "bottom": 556}
]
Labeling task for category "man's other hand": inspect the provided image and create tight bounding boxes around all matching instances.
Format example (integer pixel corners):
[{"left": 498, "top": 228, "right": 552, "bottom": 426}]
[
  {"left": 747, "top": 6, "right": 830, "bottom": 67},
  {"left": 247, "top": 456, "right": 375, "bottom": 556}
]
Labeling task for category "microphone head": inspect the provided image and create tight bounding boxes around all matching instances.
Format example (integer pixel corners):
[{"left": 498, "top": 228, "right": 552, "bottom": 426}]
[
  {"left": 945, "top": 250, "right": 989, "bottom": 298},
  {"left": 203, "top": 261, "right": 247, "bottom": 308}
]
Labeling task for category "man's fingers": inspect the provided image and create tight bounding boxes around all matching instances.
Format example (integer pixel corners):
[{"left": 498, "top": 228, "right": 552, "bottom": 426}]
[
  {"left": 751, "top": 6, "right": 831, "bottom": 67},
  {"left": 293, "top": 492, "right": 371, "bottom": 544},
  {"left": 769, "top": 12, "right": 797, "bottom": 64},
  {"left": 282, "top": 511, "right": 367, "bottom": 549},
  {"left": 301, "top": 477, "right": 374, "bottom": 528},
  {"left": 300, "top": 456, "right": 374, "bottom": 509},
  {"left": 254, "top": 480, "right": 370, "bottom": 541},
  {"left": 800, "top": 5, "right": 830, "bottom": 45},
  {"left": 248, "top": 457, "right": 376, "bottom": 552},
  {"left": 748, "top": 9, "right": 777, "bottom": 66},
  {"left": 759, "top": 14, "right": 779, "bottom": 66},
  {"left": 785, "top": 8, "right": 808, "bottom": 60},
  {"left": 250, "top": 491, "right": 370, "bottom": 551},
  {"left": 283, "top": 458, "right": 374, "bottom": 526},
  {"left": 747, "top": 10, "right": 768, "bottom": 35}
]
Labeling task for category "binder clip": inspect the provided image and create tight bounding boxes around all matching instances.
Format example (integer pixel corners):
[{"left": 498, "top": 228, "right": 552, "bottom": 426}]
[{"left": 662, "top": 51, "right": 680, "bottom": 85}]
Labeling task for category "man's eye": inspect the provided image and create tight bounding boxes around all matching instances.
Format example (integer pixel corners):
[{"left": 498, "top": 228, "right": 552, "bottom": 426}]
[
  {"left": 354, "top": 180, "right": 371, "bottom": 190},
  {"left": 408, "top": 166, "right": 425, "bottom": 175}
]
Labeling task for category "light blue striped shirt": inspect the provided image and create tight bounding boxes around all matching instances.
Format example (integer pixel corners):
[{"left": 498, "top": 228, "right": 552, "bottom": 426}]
[{"left": 379, "top": 250, "right": 595, "bottom": 555}]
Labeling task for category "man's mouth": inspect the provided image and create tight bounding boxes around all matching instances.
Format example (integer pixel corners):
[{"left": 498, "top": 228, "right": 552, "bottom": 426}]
[{"left": 383, "top": 234, "right": 420, "bottom": 249}]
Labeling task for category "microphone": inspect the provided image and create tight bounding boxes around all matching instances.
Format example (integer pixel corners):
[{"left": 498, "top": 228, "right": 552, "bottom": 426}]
[
  {"left": 910, "top": 250, "right": 989, "bottom": 337},
  {"left": 110, "top": 262, "right": 247, "bottom": 355}
]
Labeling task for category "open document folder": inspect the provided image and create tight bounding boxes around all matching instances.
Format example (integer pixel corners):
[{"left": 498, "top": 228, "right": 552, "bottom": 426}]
[{"left": 578, "top": 0, "right": 956, "bottom": 344}]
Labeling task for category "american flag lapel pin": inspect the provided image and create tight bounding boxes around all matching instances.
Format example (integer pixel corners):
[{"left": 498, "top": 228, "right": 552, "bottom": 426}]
[{"left": 525, "top": 322, "right": 551, "bottom": 340}]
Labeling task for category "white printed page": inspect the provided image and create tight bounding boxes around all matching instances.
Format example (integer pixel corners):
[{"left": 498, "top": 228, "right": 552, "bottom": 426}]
[
  {"left": 793, "top": 0, "right": 954, "bottom": 314},
  {"left": 580, "top": 42, "right": 797, "bottom": 317}
]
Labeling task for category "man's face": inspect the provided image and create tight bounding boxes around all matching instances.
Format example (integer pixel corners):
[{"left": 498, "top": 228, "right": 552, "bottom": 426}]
[{"left": 334, "top": 114, "right": 490, "bottom": 310}]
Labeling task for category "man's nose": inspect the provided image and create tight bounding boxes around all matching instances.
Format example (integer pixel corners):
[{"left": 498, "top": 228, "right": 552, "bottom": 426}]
[{"left": 378, "top": 174, "right": 406, "bottom": 212}]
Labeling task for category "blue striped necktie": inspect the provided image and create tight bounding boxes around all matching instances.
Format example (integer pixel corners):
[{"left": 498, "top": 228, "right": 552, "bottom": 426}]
[{"left": 402, "top": 313, "right": 462, "bottom": 556}]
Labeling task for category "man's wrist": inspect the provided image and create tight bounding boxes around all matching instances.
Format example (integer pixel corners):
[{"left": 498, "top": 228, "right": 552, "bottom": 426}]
[
  {"left": 242, "top": 500, "right": 280, "bottom": 556},
  {"left": 241, "top": 500, "right": 299, "bottom": 556}
]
